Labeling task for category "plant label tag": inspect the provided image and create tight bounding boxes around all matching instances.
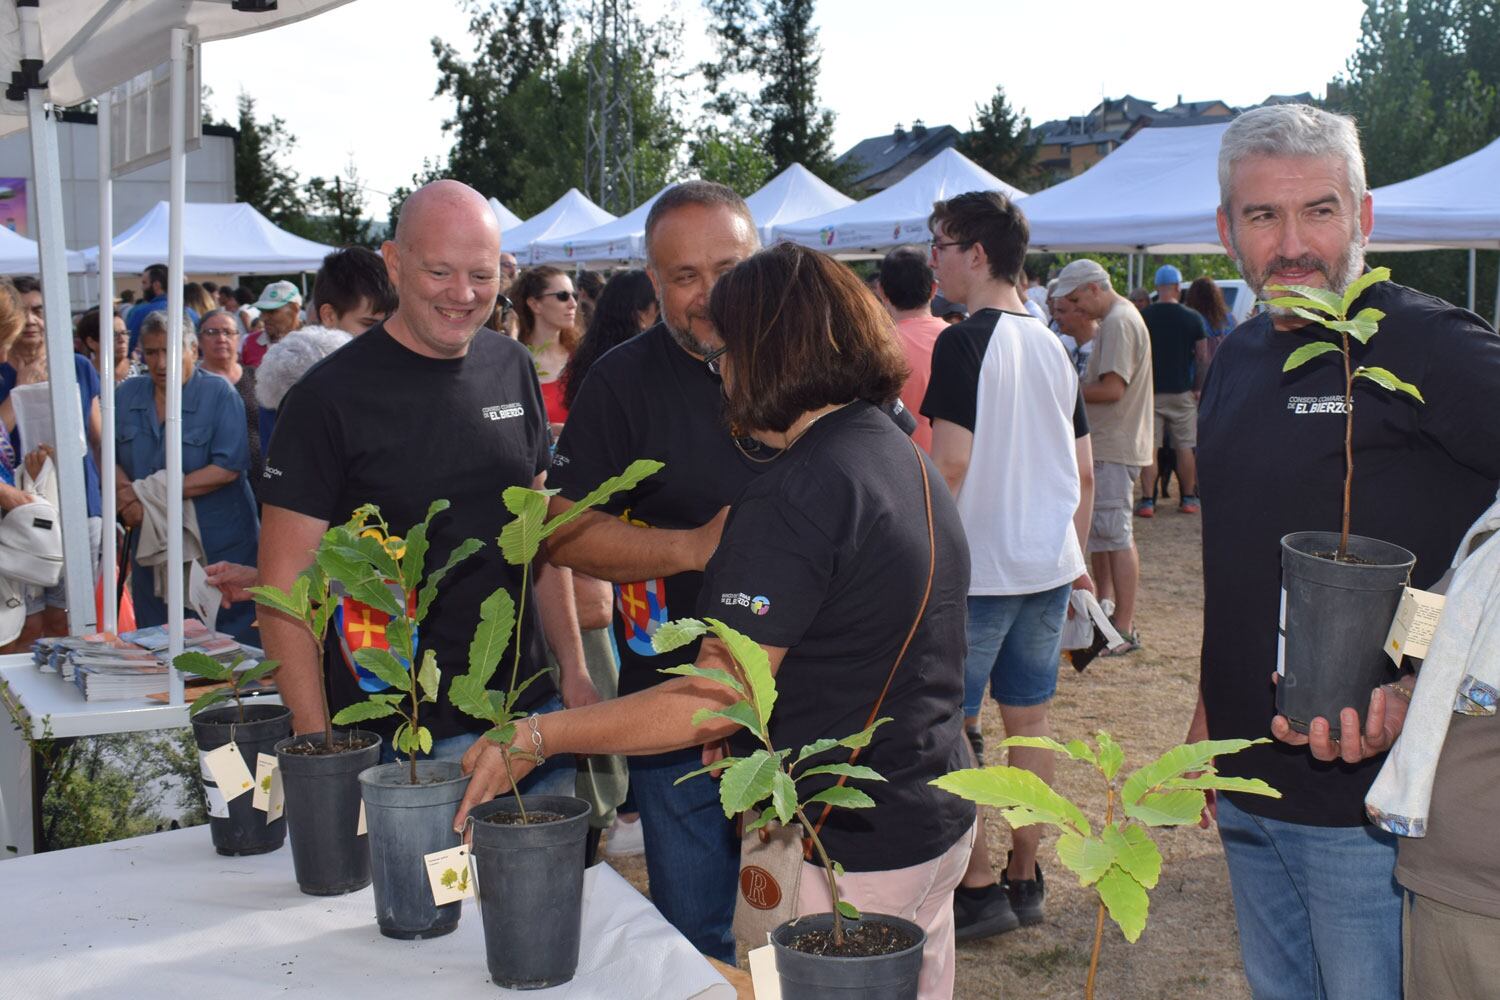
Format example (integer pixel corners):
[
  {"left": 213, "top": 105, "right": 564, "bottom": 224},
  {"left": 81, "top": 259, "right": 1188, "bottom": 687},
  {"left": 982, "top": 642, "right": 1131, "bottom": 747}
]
[
  {"left": 424, "top": 846, "right": 473, "bottom": 905},
  {"left": 204, "top": 781, "right": 230, "bottom": 819},
  {"left": 1276, "top": 587, "right": 1289, "bottom": 677},
  {"left": 747, "top": 945, "right": 783, "bottom": 1000},
  {"left": 264, "top": 759, "right": 285, "bottom": 823},
  {"left": 467, "top": 848, "right": 483, "bottom": 906},
  {"left": 202, "top": 742, "right": 255, "bottom": 803},
  {"left": 357, "top": 800, "right": 367, "bottom": 836},
  {"left": 252, "top": 753, "right": 277, "bottom": 811},
  {"left": 1385, "top": 587, "right": 1446, "bottom": 665}
]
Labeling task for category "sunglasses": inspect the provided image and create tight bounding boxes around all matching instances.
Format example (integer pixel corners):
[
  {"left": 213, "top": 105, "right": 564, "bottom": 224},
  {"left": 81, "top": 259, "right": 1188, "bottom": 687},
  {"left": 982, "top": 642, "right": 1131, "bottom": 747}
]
[{"left": 541, "top": 290, "right": 577, "bottom": 303}]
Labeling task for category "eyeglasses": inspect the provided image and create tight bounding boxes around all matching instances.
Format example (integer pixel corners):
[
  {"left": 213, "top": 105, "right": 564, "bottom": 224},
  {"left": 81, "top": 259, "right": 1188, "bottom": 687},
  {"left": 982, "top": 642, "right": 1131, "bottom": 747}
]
[
  {"left": 543, "top": 290, "right": 577, "bottom": 303},
  {"left": 199, "top": 327, "right": 238, "bottom": 339},
  {"left": 703, "top": 345, "right": 728, "bottom": 377},
  {"left": 929, "top": 239, "right": 970, "bottom": 256}
]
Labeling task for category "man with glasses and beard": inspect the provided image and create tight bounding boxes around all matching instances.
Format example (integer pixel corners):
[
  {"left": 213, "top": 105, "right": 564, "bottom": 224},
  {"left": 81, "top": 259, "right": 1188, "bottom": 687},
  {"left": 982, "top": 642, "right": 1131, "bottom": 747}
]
[{"left": 1192, "top": 104, "right": 1500, "bottom": 1000}]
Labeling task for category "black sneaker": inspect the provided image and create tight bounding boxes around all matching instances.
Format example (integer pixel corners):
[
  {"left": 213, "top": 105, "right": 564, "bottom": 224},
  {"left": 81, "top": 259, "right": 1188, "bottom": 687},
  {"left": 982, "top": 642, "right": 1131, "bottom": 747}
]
[
  {"left": 1002, "top": 851, "right": 1046, "bottom": 925},
  {"left": 965, "top": 725, "right": 985, "bottom": 765},
  {"left": 953, "top": 882, "right": 1020, "bottom": 941}
]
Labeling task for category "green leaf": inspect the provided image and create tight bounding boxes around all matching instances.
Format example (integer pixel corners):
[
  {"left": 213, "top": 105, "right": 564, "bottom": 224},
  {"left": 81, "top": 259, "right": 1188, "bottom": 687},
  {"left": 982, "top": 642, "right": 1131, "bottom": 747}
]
[
  {"left": 1327, "top": 307, "right": 1385, "bottom": 345},
  {"left": 1096, "top": 864, "right": 1150, "bottom": 943},
  {"left": 393, "top": 722, "right": 413, "bottom": 754},
  {"left": 835, "top": 899, "right": 861, "bottom": 920},
  {"left": 802, "top": 786, "right": 876, "bottom": 810},
  {"left": 497, "top": 487, "right": 552, "bottom": 565},
  {"left": 416, "top": 650, "right": 439, "bottom": 703},
  {"left": 1124, "top": 789, "right": 1208, "bottom": 827},
  {"left": 1121, "top": 738, "right": 1264, "bottom": 806},
  {"left": 399, "top": 519, "right": 431, "bottom": 594},
  {"left": 1103, "top": 824, "right": 1162, "bottom": 889},
  {"left": 236, "top": 658, "right": 281, "bottom": 686},
  {"left": 689, "top": 701, "right": 760, "bottom": 733},
  {"left": 247, "top": 579, "right": 306, "bottom": 620},
  {"left": 540, "top": 459, "right": 664, "bottom": 536},
  {"left": 930, "top": 766, "right": 1090, "bottom": 835},
  {"left": 1265, "top": 294, "right": 1339, "bottom": 315},
  {"left": 798, "top": 763, "right": 886, "bottom": 783},
  {"left": 1282, "top": 340, "right": 1341, "bottom": 373},
  {"left": 353, "top": 532, "right": 401, "bottom": 585},
  {"left": 416, "top": 538, "right": 484, "bottom": 623},
  {"left": 1056, "top": 830, "right": 1115, "bottom": 885},
  {"left": 449, "top": 673, "right": 499, "bottom": 724},
  {"left": 1340, "top": 266, "right": 1391, "bottom": 315},
  {"left": 743, "top": 810, "right": 776, "bottom": 834},
  {"left": 651, "top": 618, "right": 709, "bottom": 653},
  {"left": 332, "top": 700, "right": 399, "bottom": 724},
  {"left": 717, "top": 750, "right": 782, "bottom": 818},
  {"left": 793, "top": 737, "right": 841, "bottom": 767},
  {"left": 467, "top": 588, "right": 516, "bottom": 686},
  {"left": 837, "top": 717, "right": 893, "bottom": 752},
  {"left": 187, "top": 687, "right": 233, "bottom": 717},
  {"left": 370, "top": 692, "right": 406, "bottom": 705},
  {"left": 1164, "top": 774, "right": 1281, "bottom": 799},
  {"left": 353, "top": 647, "right": 413, "bottom": 693},
  {"left": 316, "top": 546, "right": 402, "bottom": 617},
  {"left": 1266, "top": 282, "right": 1343, "bottom": 316},
  {"left": 483, "top": 722, "right": 517, "bottom": 746},
  {"left": 1095, "top": 731, "right": 1124, "bottom": 781},
  {"left": 770, "top": 770, "right": 798, "bottom": 824},
  {"left": 999, "top": 735, "right": 1097, "bottom": 765},
  {"left": 417, "top": 727, "right": 433, "bottom": 755},
  {"left": 705, "top": 618, "right": 775, "bottom": 731},
  {"left": 657, "top": 663, "right": 746, "bottom": 696},
  {"left": 385, "top": 617, "right": 414, "bottom": 663},
  {"left": 172, "top": 650, "right": 231, "bottom": 681},
  {"left": 1355, "top": 366, "right": 1425, "bottom": 403},
  {"left": 670, "top": 757, "right": 744, "bottom": 785}
]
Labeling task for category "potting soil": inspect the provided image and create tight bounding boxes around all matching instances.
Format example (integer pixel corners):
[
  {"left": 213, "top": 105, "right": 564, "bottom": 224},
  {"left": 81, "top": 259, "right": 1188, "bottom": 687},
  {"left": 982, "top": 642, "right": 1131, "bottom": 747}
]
[
  {"left": 787, "top": 920, "right": 918, "bottom": 957},
  {"left": 278, "top": 735, "right": 380, "bottom": 756},
  {"left": 479, "top": 810, "right": 566, "bottom": 826}
]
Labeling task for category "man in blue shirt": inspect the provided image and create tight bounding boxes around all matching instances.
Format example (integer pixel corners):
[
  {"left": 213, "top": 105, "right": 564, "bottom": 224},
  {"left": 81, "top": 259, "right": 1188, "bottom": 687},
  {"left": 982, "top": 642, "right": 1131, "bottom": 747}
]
[{"left": 125, "top": 263, "right": 199, "bottom": 355}]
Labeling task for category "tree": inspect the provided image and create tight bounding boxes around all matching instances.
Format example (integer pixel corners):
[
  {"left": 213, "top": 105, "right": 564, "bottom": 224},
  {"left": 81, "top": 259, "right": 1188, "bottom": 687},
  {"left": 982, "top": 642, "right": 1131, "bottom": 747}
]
[
  {"left": 689, "top": 126, "right": 774, "bottom": 193},
  {"left": 233, "top": 92, "right": 306, "bottom": 230},
  {"left": 303, "top": 160, "right": 378, "bottom": 248},
  {"left": 957, "top": 85, "right": 1039, "bottom": 189},
  {"left": 702, "top": 0, "right": 852, "bottom": 189},
  {"left": 1332, "top": 0, "right": 1500, "bottom": 310}
]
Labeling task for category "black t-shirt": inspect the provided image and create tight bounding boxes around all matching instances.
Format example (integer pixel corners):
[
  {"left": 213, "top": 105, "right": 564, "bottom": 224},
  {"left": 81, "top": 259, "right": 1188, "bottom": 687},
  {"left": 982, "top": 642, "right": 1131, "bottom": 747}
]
[
  {"left": 699, "top": 402, "right": 975, "bottom": 872},
  {"left": 1198, "top": 281, "right": 1500, "bottom": 826},
  {"left": 1141, "top": 301, "right": 1207, "bottom": 394},
  {"left": 260, "top": 324, "right": 557, "bottom": 741}
]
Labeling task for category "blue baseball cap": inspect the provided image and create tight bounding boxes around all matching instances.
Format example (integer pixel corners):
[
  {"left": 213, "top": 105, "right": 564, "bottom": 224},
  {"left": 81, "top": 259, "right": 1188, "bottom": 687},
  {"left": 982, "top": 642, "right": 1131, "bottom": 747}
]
[{"left": 1154, "top": 264, "right": 1183, "bottom": 287}]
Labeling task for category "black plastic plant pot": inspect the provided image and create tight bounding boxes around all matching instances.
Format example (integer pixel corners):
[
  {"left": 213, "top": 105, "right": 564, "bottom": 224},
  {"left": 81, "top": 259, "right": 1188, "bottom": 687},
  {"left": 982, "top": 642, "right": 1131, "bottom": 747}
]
[
  {"left": 275, "top": 730, "right": 382, "bottom": 896},
  {"left": 1277, "top": 531, "right": 1416, "bottom": 737},
  {"left": 192, "top": 703, "right": 292, "bottom": 856},
  {"left": 359, "top": 760, "right": 471, "bottom": 940},
  {"left": 468, "top": 794, "right": 591, "bottom": 990},
  {"left": 771, "top": 912, "right": 926, "bottom": 1000}
]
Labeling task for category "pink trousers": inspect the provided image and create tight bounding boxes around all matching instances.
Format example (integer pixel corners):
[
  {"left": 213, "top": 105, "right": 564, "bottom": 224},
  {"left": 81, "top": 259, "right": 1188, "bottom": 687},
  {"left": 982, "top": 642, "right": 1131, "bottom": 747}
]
[{"left": 795, "top": 821, "right": 977, "bottom": 1000}]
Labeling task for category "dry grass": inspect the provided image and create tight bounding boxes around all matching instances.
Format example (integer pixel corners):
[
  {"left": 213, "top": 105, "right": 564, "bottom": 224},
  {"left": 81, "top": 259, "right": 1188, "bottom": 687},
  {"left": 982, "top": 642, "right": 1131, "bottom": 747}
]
[{"left": 602, "top": 504, "right": 1250, "bottom": 1000}]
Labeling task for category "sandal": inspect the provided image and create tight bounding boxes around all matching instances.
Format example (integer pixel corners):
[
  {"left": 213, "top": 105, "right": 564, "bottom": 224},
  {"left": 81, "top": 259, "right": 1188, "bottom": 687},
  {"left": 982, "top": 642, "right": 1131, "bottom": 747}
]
[{"left": 1099, "top": 630, "right": 1141, "bottom": 657}]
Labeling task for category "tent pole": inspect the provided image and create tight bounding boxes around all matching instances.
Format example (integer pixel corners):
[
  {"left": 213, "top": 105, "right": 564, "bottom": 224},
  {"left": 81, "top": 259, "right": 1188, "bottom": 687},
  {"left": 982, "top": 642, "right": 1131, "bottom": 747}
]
[
  {"left": 19, "top": 8, "right": 95, "bottom": 637},
  {"left": 1468, "top": 249, "right": 1476, "bottom": 312},
  {"left": 165, "top": 28, "right": 189, "bottom": 701},
  {"left": 1494, "top": 254, "right": 1499, "bottom": 330},
  {"left": 98, "top": 91, "right": 117, "bottom": 634}
]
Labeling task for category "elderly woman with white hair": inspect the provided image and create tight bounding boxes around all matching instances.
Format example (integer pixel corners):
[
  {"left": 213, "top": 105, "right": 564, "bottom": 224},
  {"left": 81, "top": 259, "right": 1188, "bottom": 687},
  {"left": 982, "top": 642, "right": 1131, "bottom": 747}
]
[{"left": 115, "top": 311, "right": 259, "bottom": 644}]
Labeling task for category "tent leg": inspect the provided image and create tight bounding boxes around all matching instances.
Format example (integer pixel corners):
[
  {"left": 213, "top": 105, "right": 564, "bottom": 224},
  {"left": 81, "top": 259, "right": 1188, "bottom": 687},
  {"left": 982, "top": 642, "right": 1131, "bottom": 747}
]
[
  {"left": 1494, "top": 254, "right": 1499, "bottom": 330},
  {"left": 165, "top": 27, "right": 189, "bottom": 700},
  {"left": 1468, "top": 249, "right": 1477, "bottom": 313},
  {"left": 25, "top": 91, "right": 95, "bottom": 637},
  {"left": 98, "top": 92, "right": 117, "bottom": 634}
]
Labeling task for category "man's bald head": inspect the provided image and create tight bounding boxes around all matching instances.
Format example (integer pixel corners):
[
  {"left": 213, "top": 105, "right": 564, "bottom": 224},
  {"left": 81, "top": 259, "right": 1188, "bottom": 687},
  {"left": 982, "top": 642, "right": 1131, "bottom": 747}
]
[{"left": 394, "top": 179, "right": 499, "bottom": 251}]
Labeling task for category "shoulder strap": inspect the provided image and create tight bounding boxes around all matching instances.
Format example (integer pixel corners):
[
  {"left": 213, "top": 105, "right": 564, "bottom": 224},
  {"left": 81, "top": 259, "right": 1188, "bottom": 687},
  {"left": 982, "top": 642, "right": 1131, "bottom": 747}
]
[{"left": 807, "top": 438, "right": 935, "bottom": 851}]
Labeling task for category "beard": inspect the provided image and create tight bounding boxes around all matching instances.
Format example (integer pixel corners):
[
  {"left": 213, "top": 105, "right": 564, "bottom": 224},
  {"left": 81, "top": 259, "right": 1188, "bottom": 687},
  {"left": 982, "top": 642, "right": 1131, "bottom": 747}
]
[
  {"left": 1232, "top": 226, "right": 1367, "bottom": 318},
  {"left": 663, "top": 314, "right": 715, "bottom": 357}
]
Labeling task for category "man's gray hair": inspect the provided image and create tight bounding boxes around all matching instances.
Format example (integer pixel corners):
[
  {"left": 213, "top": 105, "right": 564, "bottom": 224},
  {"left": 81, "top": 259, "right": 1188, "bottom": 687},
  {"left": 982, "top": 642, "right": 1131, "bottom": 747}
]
[
  {"left": 141, "top": 309, "right": 198, "bottom": 353},
  {"left": 642, "top": 180, "right": 758, "bottom": 266},
  {"left": 1218, "top": 104, "right": 1366, "bottom": 213}
]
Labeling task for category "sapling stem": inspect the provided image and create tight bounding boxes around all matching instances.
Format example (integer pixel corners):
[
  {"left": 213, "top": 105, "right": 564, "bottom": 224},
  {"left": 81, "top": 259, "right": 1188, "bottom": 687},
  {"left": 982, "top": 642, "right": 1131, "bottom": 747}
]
[
  {"left": 794, "top": 804, "right": 846, "bottom": 948},
  {"left": 502, "top": 561, "right": 534, "bottom": 822},
  {"left": 1084, "top": 785, "right": 1116, "bottom": 1000},
  {"left": 408, "top": 679, "right": 419, "bottom": 785},
  {"left": 1339, "top": 329, "right": 1354, "bottom": 561}
]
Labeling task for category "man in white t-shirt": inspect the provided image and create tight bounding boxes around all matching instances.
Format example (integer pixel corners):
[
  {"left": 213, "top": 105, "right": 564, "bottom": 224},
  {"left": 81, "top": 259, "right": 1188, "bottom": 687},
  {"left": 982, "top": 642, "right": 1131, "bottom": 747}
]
[{"left": 922, "top": 191, "right": 1095, "bottom": 940}]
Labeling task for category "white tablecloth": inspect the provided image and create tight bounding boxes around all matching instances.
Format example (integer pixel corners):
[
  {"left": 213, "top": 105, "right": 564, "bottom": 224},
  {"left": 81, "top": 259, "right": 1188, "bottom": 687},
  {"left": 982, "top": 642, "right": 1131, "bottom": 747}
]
[{"left": 0, "top": 825, "right": 733, "bottom": 1000}]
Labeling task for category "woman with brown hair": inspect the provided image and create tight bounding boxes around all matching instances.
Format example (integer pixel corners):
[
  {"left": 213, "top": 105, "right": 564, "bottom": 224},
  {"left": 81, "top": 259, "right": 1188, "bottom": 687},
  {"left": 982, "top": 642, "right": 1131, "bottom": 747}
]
[
  {"left": 513, "top": 264, "right": 579, "bottom": 434},
  {"left": 1184, "top": 275, "right": 1233, "bottom": 384},
  {"left": 457, "top": 243, "right": 975, "bottom": 999}
]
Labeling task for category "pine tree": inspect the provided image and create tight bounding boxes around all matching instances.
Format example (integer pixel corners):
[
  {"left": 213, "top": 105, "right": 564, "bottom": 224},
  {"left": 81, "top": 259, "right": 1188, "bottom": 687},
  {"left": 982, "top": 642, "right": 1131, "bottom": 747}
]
[
  {"left": 233, "top": 93, "right": 306, "bottom": 230},
  {"left": 956, "top": 85, "right": 1038, "bottom": 189}
]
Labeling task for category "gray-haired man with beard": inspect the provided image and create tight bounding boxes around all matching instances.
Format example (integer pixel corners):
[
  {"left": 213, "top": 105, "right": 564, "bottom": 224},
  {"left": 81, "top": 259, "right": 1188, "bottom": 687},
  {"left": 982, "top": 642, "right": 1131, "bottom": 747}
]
[{"left": 1192, "top": 104, "right": 1500, "bottom": 1000}]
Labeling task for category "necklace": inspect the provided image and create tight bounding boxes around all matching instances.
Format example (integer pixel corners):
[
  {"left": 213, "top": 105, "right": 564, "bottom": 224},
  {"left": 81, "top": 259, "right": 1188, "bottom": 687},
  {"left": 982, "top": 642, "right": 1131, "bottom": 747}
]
[{"left": 731, "top": 403, "right": 848, "bottom": 464}]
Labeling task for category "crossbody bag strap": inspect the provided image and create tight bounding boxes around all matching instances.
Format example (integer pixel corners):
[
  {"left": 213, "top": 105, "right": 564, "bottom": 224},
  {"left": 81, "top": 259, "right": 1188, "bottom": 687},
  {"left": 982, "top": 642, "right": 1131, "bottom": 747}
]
[{"left": 806, "top": 438, "right": 935, "bottom": 854}]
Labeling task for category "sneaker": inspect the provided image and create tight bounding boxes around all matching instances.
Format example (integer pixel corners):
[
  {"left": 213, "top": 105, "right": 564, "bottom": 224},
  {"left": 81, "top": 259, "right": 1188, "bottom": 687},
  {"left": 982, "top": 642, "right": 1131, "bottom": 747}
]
[
  {"left": 1002, "top": 852, "right": 1046, "bottom": 925},
  {"left": 602, "top": 815, "right": 645, "bottom": 857},
  {"left": 966, "top": 725, "right": 985, "bottom": 765},
  {"left": 953, "top": 882, "right": 1020, "bottom": 941},
  {"left": 1179, "top": 496, "right": 1201, "bottom": 514},
  {"left": 1134, "top": 498, "right": 1155, "bottom": 519}
]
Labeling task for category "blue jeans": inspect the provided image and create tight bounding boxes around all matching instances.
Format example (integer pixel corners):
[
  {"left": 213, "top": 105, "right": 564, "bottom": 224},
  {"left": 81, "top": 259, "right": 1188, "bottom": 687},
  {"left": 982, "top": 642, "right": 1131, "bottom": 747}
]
[
  {"left": 963, "top": 584, "right": 1072, "bottom": 715},
  {"left": 630, "top": 746, "right": 738, "bottom": 963},
  {"left": 1216, "top": 795, "right": 1402, "bottom": 1000},
  {"left": 377, "top": 695, "right": 577, "bottom": 798}
]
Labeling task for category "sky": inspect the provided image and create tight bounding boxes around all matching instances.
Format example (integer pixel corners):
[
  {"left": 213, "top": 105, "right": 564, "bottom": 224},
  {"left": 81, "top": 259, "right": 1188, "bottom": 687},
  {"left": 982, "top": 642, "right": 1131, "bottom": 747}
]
[{"left": 200, "top": 0, "right": 1369, "bottom": 219}]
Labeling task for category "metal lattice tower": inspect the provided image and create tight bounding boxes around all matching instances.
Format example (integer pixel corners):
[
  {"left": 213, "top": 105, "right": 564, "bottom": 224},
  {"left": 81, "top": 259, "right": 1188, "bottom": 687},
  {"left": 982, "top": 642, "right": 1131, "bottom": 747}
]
[{"left": 584, "top": 0, "right": 637, "bottom": 214}]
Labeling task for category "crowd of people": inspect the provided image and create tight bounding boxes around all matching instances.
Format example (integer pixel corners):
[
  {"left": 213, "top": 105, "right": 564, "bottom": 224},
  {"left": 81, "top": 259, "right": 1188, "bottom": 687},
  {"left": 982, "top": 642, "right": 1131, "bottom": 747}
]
[{"left": 3, "top": 102, "right": 1497, "bottom": 1000}]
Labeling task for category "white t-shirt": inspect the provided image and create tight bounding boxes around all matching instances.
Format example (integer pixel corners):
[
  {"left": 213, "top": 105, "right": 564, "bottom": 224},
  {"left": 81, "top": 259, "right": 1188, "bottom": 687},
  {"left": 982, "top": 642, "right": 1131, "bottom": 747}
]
[{"left": 920, "top": 309, "right": 1086, "bottom": 595}]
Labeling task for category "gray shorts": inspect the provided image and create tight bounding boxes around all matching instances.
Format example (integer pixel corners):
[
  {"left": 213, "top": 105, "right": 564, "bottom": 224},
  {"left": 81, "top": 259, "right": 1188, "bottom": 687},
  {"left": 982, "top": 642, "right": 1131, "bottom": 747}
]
[
  {"left": 1088, "top": 462, "right": 1138, "bottom": 553},
  {"left": 27, "top": 516, "right": 103, "bottom": 616}
]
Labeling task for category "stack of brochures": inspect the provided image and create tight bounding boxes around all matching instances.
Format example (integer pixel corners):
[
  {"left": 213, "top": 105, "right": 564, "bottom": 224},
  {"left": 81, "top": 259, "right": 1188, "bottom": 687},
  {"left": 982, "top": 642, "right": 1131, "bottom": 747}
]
[{"left": 32, "top": 622, "right": 265, "bottom": 702}]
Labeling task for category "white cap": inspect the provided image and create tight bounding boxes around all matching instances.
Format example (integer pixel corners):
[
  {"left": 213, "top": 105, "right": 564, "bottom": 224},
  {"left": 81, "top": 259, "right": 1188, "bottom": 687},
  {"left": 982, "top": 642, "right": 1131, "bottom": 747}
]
[{"left": 1052, "top": 259, "right": 1113, "bottom": 298}]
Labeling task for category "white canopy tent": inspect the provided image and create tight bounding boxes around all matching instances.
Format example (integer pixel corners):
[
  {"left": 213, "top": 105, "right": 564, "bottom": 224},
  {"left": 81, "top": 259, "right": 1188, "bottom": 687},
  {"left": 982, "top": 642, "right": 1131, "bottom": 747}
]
[
  {"left": 505, "top": 188, "right": 615, "bottom": 265},
  {"left": 0, "top": 0, "right": 352, "bottom": 699},
  {"left": 0, "top": 223, "right": 84, "bottom": 274},
  {"left": 488, "top": 197, "right": 523, "bottom": 233},
  {"left": 745, "top": 163, "right": 854, "bottom": 245},
  {"left": 1369, "top": 137, "right": 1500, "bottom": 250},
  {"left": 81, "top": 200, "right": 336, "bottom": 274},
  {"left": 772, "top": 148, "right": 1027, "bottom": 255},
  {"left": 530, "top": 182, "right": 683, "bottom": 267}
]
